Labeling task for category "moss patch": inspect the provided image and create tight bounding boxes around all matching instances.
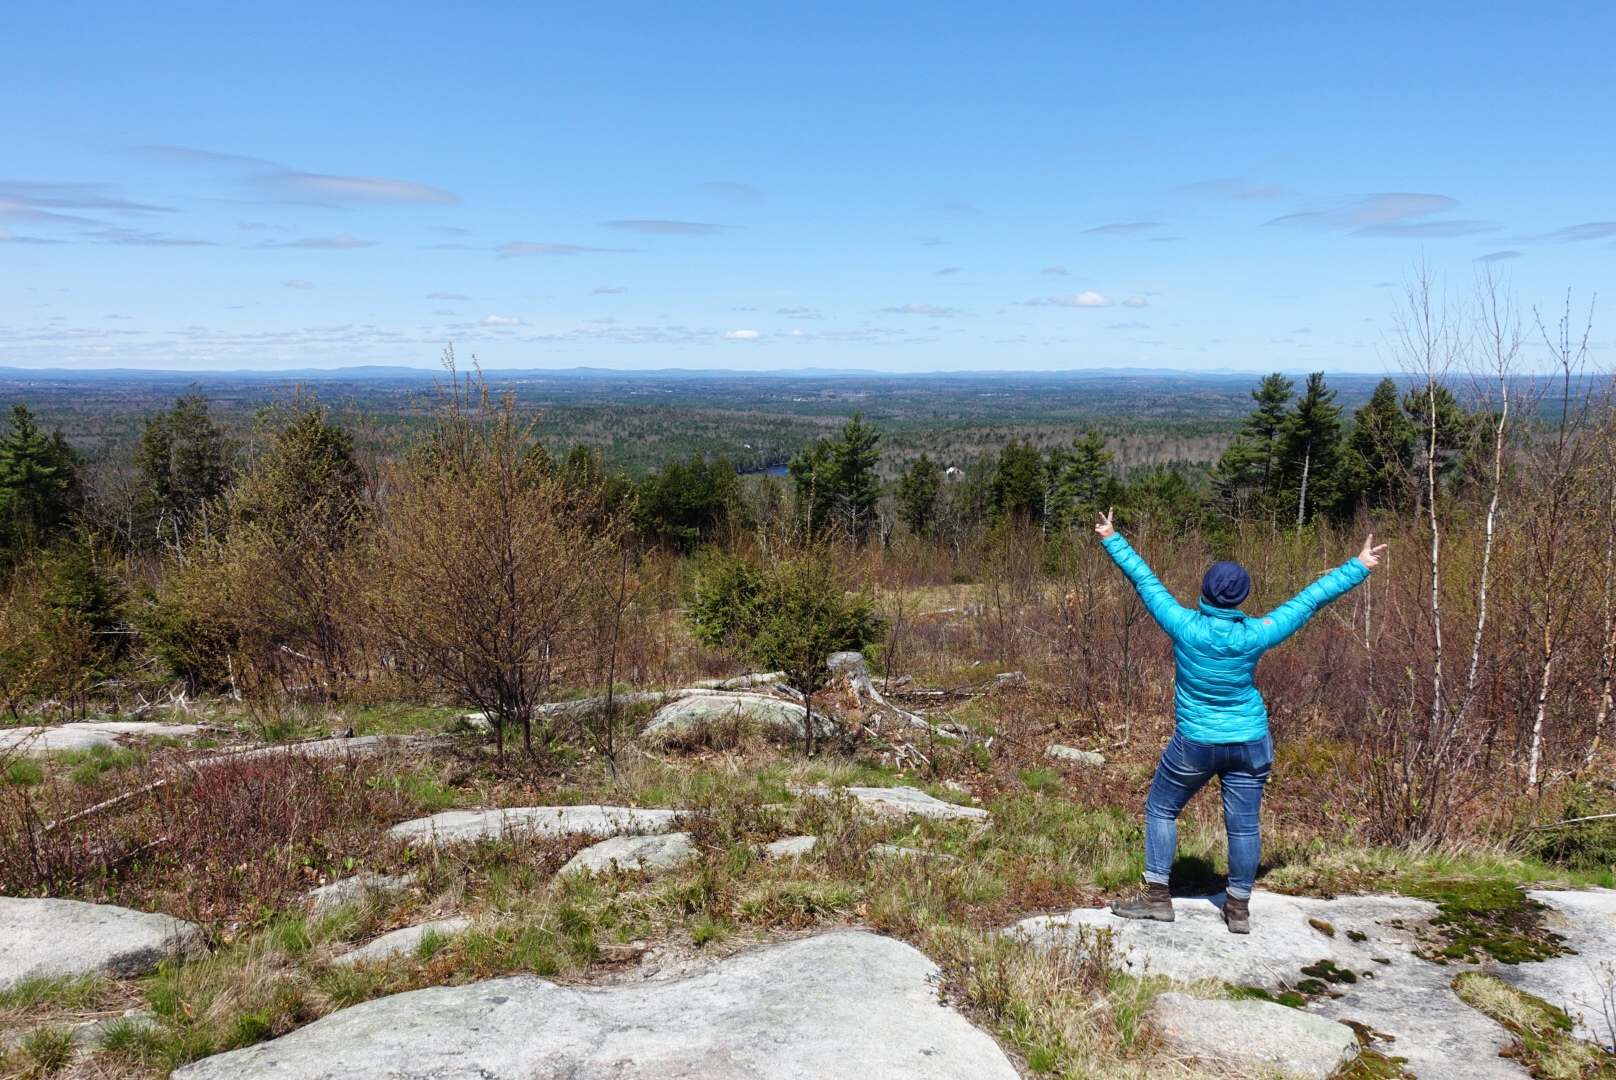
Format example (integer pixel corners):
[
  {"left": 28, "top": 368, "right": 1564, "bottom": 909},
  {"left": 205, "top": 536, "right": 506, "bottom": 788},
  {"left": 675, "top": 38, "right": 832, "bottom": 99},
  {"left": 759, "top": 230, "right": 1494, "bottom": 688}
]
[
  {"left": 1406, "top": 879, "right": 1568, "bottom": 965},
  {"left": 1452, "top": 972, "right": 1616, "bottom": 1079}
]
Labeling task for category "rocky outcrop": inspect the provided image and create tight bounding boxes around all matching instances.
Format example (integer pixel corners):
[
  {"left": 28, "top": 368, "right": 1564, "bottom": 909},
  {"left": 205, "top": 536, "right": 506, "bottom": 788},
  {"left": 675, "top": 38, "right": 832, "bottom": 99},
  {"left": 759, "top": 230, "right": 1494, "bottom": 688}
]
[
  {"left": 305, "top": 872, "right": 416, "bottom": 917},
  {"left": 389, "top": 804, "right": 682, "bottom": 845},
  {"left": 173, "top": 931, "right": 1020, "bottom": 1080},
  {"left": 800, "top": 784, "right": 991, "bottom": 822},
  {"left": 333, "top": 919, "right": 471, "bottom": 967},
  {"left": 1011, "top": 891, "right": 1528, "bottom": 1080},
  {"left": 641, "top": 691, "right": 835, "bottom": 743},
  {"left": 0, "top": 721, "right": 200, "bottom": 755},
  {"left": 1146, "top": 992, "right": 1359, "bottom": 1079},
  {"left": 558, "top": 833, "right": 697, "bottom": 877},
  {"left": 1498, "top": 888, "right": 1616, "bottom": 1045},
  {"left": 763, "top": 835, "right": 818, "bottom": 860},
  {"left": 1044, "top": 744, "right": 1105, "bottom": 766},
  {"left": 0, "top": 897, "right": 204, "bottom": 988}
]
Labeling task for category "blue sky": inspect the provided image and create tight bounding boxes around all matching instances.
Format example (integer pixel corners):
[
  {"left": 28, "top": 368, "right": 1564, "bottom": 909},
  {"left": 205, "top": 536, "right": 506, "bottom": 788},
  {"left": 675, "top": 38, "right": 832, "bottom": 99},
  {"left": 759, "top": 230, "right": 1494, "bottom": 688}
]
[{"left": 3, "top": 1, "right": 1612, "bottom": 372}]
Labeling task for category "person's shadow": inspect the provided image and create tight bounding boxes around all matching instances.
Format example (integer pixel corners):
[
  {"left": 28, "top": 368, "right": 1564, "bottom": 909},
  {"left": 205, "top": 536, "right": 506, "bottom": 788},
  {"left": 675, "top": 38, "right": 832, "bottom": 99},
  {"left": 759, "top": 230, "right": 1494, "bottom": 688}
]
[{"left": 1167, "top": 854, "right": 1273, "bottom": 906}]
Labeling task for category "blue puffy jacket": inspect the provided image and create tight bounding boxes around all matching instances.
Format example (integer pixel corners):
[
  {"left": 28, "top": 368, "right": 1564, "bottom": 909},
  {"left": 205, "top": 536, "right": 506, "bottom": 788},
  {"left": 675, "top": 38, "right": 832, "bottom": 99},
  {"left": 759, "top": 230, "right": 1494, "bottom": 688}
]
[{"left": 1100, "top": 532, "right": 1370, "bottom": 743}]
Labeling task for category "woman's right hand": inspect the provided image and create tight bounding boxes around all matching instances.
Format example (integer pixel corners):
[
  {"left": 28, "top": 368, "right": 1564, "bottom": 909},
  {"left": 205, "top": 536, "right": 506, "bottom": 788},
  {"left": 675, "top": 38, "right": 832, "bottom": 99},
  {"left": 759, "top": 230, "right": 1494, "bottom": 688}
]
[
  {"left": 1359, "top": 533, "right": 1389, "bottom": 570},
  {"left": 1095, "top": 507, "right": 1115, "bottom": 540}
]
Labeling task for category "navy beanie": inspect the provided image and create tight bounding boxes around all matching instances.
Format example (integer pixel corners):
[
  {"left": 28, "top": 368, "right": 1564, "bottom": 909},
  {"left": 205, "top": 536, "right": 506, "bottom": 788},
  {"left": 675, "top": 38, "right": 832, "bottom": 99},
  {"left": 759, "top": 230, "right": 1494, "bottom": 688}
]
[{"left": 1201, "top": 561, "right": 1251, "bottom": 608}]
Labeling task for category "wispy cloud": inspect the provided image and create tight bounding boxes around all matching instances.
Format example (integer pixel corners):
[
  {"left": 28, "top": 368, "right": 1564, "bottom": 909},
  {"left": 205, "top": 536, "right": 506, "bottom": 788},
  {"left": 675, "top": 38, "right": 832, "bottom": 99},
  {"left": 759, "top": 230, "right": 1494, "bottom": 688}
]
[
  {"left": 699, "top": 182, "right": 761, "bottom": 200},
  {"left": 128, "top": 145, "right": 457, "bottom": 206},
  {"left": 1535, "top": 221, "right": 1616, "bottom": 243},
  {"left": 427, "top": 291, "right": 469, "bottom": 300},
  {"left": 593, "top": 285, "right": 628, "bottom": 294},
  {"left": 1085, "top": 222, "right": 1157, "bottom": 236},
  {"left": 1041, "top": 265, "right": 1068, "bottom": 276},
  {"left": 261, "top": 234, "right": 373, "bottom": 249},
  {"left": 481, "top": 315, "right": 523, "bottom": 326},
  {"left": 268, "top": 172, "right": 457, "bottom": 206},
  {"left": 1266, "top": 193, "right": 1495, "bottom": 238},
  {"left": 936, "top": 266, "right": 961, "bottom": 275},
  {"left": 0, "top": 182, "right": 173, "bottom": 218},
  {"left": 498, "top": 241, "right": 608, "bottom": 257},
  {"left": 1123, "top": 296, "right": 1148, "bottom": 308},
  {"left": 604, "top": 219, "right": 728, "bottom": 235},
  {"left": 724, "top": 329, "right": 761, "bottom": 339},
  {"left": 432, "top": 225, "right": 472, "bottom": 236},
  {"left": 881, "top": 303, "right": 956, "bottom": 318},
  {"left": 1477, "top": 250, "right": 1523, "bottom": 262},
  {"left": 1051, "top": 291, "right": 1113, "bottom": 308},
  {"left": 90, "top": 227, "right": 216, "bottom": 246},
  {"left": 1107, "top": 321, "right": 1150, "bottom": 329},
  {"left": 284, "top": 279, "right": 314, "bottom": 289},
  {"left": 0, "top": 229, "right": 60, "bottom": 244}
]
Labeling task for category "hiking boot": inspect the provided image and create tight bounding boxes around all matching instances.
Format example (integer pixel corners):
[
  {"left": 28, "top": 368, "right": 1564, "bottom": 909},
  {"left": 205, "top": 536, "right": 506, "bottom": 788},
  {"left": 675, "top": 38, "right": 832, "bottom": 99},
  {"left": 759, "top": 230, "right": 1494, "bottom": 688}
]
[
  {"left": 1110, "top": 881, "right": 1174, "bottom": 922},
  {"left": 1223, "top": 894, "right": 1250, "bottom": 934}
]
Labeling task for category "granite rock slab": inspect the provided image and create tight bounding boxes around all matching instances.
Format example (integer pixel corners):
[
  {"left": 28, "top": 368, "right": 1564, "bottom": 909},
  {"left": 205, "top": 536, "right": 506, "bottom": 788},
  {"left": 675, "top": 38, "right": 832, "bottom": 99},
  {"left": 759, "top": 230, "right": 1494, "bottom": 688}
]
[
  {"left": 1146, "top": 991, "right": 1359, "bottom": 1079},
  {"left": 173, "top": 931, "right": 1019, "bottom": 1080},
  {"left": 0, "top": 897, "right": 204, "bottom": 988},
  {"left": 558, "top": 832, "right": 697, "bottom": 876},
  {"left": 389, "top": 804, "right": 682, "bottom": 845}
]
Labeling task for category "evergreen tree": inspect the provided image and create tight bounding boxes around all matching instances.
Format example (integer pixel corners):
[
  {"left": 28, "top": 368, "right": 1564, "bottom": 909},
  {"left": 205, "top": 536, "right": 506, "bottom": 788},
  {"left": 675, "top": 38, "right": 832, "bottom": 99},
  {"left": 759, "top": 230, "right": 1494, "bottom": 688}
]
[
  {"left": 633, "top": 454, "right": 742, "bottom": 551},
  {"left": 787, "top": 413, "right": 882, "bottom": 542},
  {"left": 235, "top": 405, "right": 365, "bottom": 541},
  {"left": 895, "top": 453, "right": 943, "bottom": 536},
  {"left": 1402, "top": 382, "right": 1474, "bottom": 492},
  {"left": 1050, "top": 428, "right": 1115, "bottom": 526},
  {"left": 831, "top": 413, "right": 882, "bottom": 542},
  {"left": 1215, "top": 373, "right": 1295, "bottom": 514},
  {"left": 1342, "top": 377, "right": 1414, "bottom": 512},
  {"left": 0, "top": 405, "right": 81, "bottom": 563},
  {"left": 134, "top": 391, "right": 237, "bottom": 549},
  {"left": 991, "top": 438, "right": 1045, "bottom": 523},
  {"left": 1276, "top": 372, "right": 1344, "bottom": 525}
]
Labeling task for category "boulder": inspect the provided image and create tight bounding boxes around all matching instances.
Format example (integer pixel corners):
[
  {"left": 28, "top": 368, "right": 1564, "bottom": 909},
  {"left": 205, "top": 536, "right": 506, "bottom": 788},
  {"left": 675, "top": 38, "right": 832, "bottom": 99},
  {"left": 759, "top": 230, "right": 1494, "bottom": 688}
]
[
  {"left": 1146, "top": 992, "right": 1358, "bottom": 1079},
  {"left": 763, "top": 835, "right": 818, "bottom": 860},
  {"left": 172, "top": 931, "right": 1020, "bottom": 1080},
  {"left": 0, "top": 721, "right": 200, "bottom": 755},
  {"left": 389, "top": 804, "right": 682, "bottom": 845},
  {"left": 559, "top": 833, "right": 697, "bottom": 877},
  {"left": 691, "top": 672, "right": 786, "bottom": 690},
  {"left": 1011, "top": 891, "right": 1525, "bottom": 1080},
  {"left": 840, "top": 785, "right": 991, "bottom": 822},
  {"left": 991, "top": 671, "right": 1027, "bottom": 691},
  {"left": 1044, "top": 745, "right": 1105, "bottom": 767},
  {"left": 642, "top": 692, "right": 835, "bottom": 743},
  {"left": 333, "top": 919, "right": 471, "bottom": 967},
  {"left": 0, "top": 897, "right": 204, "bottom": 988},
  {"left": 871, "top": 844, "right": 959, "bottom": 864},
  {"left": 827, "top": 651, "right": 867, "bottom": 675},
  {"left": 305, "top": 872, "right": 416, "bottom": 917}
]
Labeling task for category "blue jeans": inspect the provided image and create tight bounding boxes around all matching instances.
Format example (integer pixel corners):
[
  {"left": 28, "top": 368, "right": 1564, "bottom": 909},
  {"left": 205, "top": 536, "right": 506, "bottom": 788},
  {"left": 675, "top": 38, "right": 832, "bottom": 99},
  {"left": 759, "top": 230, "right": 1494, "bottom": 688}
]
[{"left": 1142, "top": 730, "right": 1273, "bottom": 900}]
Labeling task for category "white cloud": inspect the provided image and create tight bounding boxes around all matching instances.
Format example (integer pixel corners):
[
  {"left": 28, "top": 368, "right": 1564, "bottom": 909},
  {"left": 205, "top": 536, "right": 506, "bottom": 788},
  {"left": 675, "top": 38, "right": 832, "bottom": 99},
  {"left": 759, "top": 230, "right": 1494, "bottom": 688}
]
[
  {"left": 1051, "top": 291, "right": 1113, "bottom": 308},
  {"left": 284, "top": 279, "right": 314, "bottom": 289},
  {"left": 724, "top": 329, "right": 761, "bottom": 339},
  {"left": 593, "top": 284, "right": 628, "bottom": 294},
  {"left": 1537, "top": 222, "right": 1616, "bottom": 243},
  {"left": 428, "top": 291, "right": 469, "bottom": 300},
  {"left": 0, "top": 228, "right": 59, "bottom": 244},
  {"left": 482, "top": 315, "right": 523, "bottom": 326},
  {"left": 1123, "top": 296, "right": 1148, "bottom": 308},
  {"left": 1477, "top": 250, "right": 1523, "bottom": 262},
  {"left": 90, "top": 227, "right": 215, "bottom": 246},
  {"left": 881, "top": 302, "right": 956, "bottom": 317},
  {"left": 1041, "top": 265, "right": 1068, "bottom": 275}
]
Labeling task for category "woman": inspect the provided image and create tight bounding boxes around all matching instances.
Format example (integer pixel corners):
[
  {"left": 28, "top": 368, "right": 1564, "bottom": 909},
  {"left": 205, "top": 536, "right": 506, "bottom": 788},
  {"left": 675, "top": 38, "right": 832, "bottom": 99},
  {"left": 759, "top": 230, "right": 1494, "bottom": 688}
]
[{"left": 1094, "top": 508, "right": 1386, "bottom": 933}]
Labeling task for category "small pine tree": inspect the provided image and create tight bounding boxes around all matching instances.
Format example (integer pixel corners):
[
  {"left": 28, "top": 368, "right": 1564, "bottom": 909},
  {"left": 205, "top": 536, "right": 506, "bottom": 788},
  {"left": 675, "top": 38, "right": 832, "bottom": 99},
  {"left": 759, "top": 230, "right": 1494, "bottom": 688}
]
[
  {"left": 134, "top": 390, "right": 237, "bottom": 551},
  {"left": 1277, "top": 372, "right": 1345, "bottom": 525},
  {"left": 895, "top": 453, "right": 943, "bottom": 536},
  {"left": 1215, "top": 373, "right": 1295, "bottom": 515},
  {"left": 0, "top": 405, "right": 81, "bottom": 565},
  {"left": 1342, "top": 377, "right": 1415, "bottom": 512},
  {"left": 991, "top": 438, "right": 1045, "bottom": 523}
]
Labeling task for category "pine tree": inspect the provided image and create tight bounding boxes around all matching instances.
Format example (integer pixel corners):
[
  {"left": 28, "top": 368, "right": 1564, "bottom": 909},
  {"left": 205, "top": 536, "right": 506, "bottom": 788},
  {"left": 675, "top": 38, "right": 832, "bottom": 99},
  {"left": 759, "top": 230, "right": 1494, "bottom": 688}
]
[
  {"left": 1277, "top": 372, "right": 1344, "bottom": 525},
  {"left": 0, "top": 404, "right": 82, "bottom": 564},
  {"left": 896, "top": 453, "right": 943, "bottom": 536},
  {"left": 134, "top": 391, "right": 237, "bottom": 550},
  {"left": 831, "top": 413, "right": 881, "bottom": 542},
  {"left": 991, "top": 439, "right": 1045, "bottom": 523},
  {"left": 1215, "top": 373, "right": 1295, "bottom": 514},
  {"left": 1342, "top": 377, "right": 1414, "bottom": 512}
]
